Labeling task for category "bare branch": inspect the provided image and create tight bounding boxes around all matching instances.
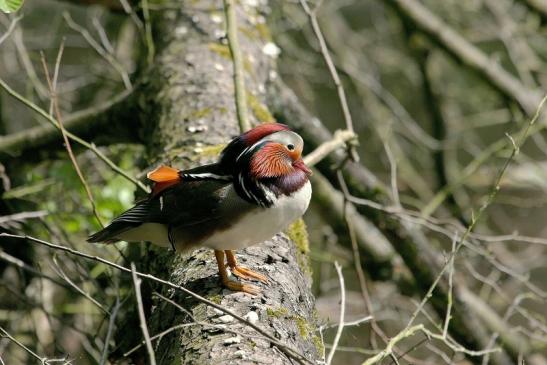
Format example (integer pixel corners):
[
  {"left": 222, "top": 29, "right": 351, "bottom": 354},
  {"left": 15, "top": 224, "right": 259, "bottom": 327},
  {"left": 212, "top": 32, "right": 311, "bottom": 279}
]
[
  {"left": 0, "top": 326, "right": 43, "bottom": 363},
  {"left": 300, "top": 0, "right": 358, "bottom": 161},
  {"left": 442, "top": 235, "right": 457, "bottom": 338},
  {"left": 0, "top": 14, "right": 21, "bottom": 46},
  {"left": 63, "top": 11, "right": 132, "bottom": 90},
  {"left": 223, "top": 0, "right": 250, "bottom": 132},
  {"left": 0, "top": 210, "right": 47, "bottom": 229},
  {"left": 131, "top": 262, "right": 156, "bottom": 365},
  {"left": 0, "top": 250, "right": 68, "bottom": 288},
  {"left": 303, "top": 129, "right": 357, "bottom": 167},
  {"left": 325, "top": 262, "right": 346, "bottom": 365},
  {"left": 50, "top": 256, "right": 109, "bottom": 315},
  {"left": 141, "top": 0, "right": 155, "bottom": 65},
  {"left": 99, "top": 297, "right": 122, "bottom": 365}
]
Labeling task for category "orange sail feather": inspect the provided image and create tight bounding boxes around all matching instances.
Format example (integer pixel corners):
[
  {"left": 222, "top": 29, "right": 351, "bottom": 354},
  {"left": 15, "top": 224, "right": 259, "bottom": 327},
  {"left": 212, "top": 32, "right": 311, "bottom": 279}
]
[{"left": 147, "top": 165, "right": 181, "bottom": 196}]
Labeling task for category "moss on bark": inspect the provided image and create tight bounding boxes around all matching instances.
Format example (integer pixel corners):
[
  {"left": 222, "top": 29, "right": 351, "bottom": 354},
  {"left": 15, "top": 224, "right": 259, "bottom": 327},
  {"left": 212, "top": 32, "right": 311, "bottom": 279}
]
[{"left": 119, "top": 1, "right": 320, "bottom": 364}]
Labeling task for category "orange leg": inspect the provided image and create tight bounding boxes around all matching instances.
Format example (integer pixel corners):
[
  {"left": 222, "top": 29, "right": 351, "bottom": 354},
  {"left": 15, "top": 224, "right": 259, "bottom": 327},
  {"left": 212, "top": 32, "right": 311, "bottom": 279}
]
[
  {"left": 225, "top": 250, "right": 269, "bottom": 284},
  {"left": 214, "top": 250, "right": 259, "bottom": 295}
]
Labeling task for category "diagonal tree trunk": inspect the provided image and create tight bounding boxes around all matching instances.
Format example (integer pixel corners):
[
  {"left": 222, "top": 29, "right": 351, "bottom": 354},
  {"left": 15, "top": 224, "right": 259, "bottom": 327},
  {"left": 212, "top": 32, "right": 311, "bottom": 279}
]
[{"left": 119, "top": 2, "right": 322, "bottom": 364}]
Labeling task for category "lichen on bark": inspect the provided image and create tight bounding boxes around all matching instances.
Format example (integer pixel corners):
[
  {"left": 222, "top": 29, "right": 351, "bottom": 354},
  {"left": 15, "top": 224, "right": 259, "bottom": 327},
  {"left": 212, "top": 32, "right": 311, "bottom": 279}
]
[{"left": 123, "top": 1, "right": 320, "bottom": 364}]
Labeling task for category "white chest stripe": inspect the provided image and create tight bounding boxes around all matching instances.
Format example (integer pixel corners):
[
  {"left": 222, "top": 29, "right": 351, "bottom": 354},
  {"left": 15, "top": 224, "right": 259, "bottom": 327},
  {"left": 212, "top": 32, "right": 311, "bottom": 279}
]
[{"left": 238, "top": 173, "right": 260, "bottom": 204}]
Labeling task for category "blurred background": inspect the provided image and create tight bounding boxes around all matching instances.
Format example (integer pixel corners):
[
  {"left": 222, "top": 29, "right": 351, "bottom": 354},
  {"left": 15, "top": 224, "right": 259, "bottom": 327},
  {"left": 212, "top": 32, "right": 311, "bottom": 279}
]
[{"left": 1, "top": 0, "right": 547, "bottom": 364}]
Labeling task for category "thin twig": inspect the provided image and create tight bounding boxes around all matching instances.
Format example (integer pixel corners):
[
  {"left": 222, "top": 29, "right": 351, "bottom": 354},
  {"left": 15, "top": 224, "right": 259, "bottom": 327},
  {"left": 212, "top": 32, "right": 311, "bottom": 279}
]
[
  {"left": 131, "top": 262, "right": 156, "bottom": 365},
  {"left": 326, "top": 262, "right": 346, "bottom": 365},
  {"left": 40, "top": 49, "right": 104, "bottom": 228},
  {"left": 362, "top": 323, "right": 498, "bottom": 365},
  {"left": 330, "top": 315, "right": 372, "bottom": 328},
  {"left": 324, "top": 344, "right": 378, "bottom": 356},
  {"left": 123, "top": 324, "right": 194, "bottom": 357},
  {"left": 63, "top": 11, "right": 132, "bottom": 90},
  {"left": 0, "top": 325, "right": 43, "bottom": 363},
  {"left": 341, "top": 61, "right": 441, "bottom": 151},
  {"left": 362, "top": 325, "right": 423, "bottom": 365},
  {"left": 299, "top": 0, "right": 358, "bottom": 162},
  {"left": 92, "top": 17, "right": 115, "bottom": 55},
  {"left": 49, "top": 37, "right": 65, "bottom": 115},
  {"left": 383, "top": 140, "right": 400, "bottom": 207},
  {"left": 311, "top": 171, "right": 394, "bottom": 261},
  {"left": 0, "top": 210, "right": 47, "bottom": 228},
  {"left": 119, "top": 0, "right": 144, "bottom": 30},
  {"left": 442, "top": 234, "right": 457, "bottom": 338},
  {"left": 123, "top": 293, "right": 198, "bottom": 357},
  {"left": 0, "top": 250, "right": 68, "bottom": 288},
  {"left": 303, "top": 129, "right": 356, "bottom": 167},
  {"left": 100, "top": 297, "right": 122, "bottom": 365},
  {"left": 337, "top": 170, "right": 386, "bottom": 350},
  {"left": 223, "top": 0, "right": 250, "bottom": 132},
  {"left": 3, "top": 18, "right": 49, "bottom": 99},
  {"left": 0, "top": 14, "right": 22, "bottom": 46},
  {"left": 50, "top": 256, "right": 109, "bottom": 315},
  {"left": 142, "top": 0, "right": 155, "bottom": 65}
]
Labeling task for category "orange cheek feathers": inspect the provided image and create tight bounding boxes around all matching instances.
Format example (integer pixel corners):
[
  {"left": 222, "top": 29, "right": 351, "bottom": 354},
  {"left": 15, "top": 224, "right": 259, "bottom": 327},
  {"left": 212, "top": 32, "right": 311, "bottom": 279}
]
[{"left": 250, "top": 145, "right": 292, "bottom": 178}]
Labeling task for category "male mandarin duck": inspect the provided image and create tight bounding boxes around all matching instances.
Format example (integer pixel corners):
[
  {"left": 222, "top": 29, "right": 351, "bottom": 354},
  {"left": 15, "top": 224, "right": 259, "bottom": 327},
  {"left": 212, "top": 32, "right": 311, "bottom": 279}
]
[{"left": 88, "top": 123, "right": 312, "bottom": 294}]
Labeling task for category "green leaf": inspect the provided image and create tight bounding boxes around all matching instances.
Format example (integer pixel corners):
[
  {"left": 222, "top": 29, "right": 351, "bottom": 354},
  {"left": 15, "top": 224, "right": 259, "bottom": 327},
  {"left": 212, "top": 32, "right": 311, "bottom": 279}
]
[{"left": 0, "top": 0, "right": 24, "bottom": 13}]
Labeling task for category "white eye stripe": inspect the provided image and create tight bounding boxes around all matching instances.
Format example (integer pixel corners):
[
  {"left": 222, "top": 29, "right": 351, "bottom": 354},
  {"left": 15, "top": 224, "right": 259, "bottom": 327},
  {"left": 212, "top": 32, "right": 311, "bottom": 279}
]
[
  {"left": 236, "top": 140, "right": 264, "bottom": 162},
  {"left": 236, "top": 146, "right": 251, "bottom": 162},
  {"left": 260, "top": 183, "right": 277, "bottom": 203}
]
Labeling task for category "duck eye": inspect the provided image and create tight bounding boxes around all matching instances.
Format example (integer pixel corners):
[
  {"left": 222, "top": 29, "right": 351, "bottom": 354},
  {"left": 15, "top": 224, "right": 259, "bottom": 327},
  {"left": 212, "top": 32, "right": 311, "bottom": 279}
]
[{"left": 287, "top": 144, "right": 295, "bottom": 151}]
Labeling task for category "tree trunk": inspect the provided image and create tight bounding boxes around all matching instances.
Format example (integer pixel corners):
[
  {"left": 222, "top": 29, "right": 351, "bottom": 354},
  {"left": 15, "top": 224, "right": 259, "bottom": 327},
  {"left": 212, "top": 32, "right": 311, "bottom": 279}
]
[{"left": 122, "top": 2, "right": 321, "bottom": 364}]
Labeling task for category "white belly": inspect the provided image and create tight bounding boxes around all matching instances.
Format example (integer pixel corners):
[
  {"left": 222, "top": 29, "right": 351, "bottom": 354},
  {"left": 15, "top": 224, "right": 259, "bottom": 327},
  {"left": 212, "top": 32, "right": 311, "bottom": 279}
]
[{"left": 202, "top": 181, "right": 312, "bottom": 250}]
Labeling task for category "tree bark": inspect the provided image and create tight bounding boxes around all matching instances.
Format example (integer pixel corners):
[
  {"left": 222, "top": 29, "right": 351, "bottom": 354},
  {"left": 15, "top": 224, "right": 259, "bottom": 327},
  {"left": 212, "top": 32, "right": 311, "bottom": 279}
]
[{"left": 120, "top": 2, "right": 321, "bottom": 364}]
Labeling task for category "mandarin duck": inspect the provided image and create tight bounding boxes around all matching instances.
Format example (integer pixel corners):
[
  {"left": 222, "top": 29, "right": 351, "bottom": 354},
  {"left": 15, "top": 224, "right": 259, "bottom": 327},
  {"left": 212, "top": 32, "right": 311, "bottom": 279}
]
[{"left": 88, "top": 123, "right": 312, "bottom": 294}]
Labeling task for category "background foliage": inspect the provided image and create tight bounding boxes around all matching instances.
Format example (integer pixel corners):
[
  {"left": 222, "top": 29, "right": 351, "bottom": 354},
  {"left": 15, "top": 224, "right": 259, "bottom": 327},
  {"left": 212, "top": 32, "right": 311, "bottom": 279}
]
[{"left": 1, "top": 0, "right": 546, "bottom": 364}]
